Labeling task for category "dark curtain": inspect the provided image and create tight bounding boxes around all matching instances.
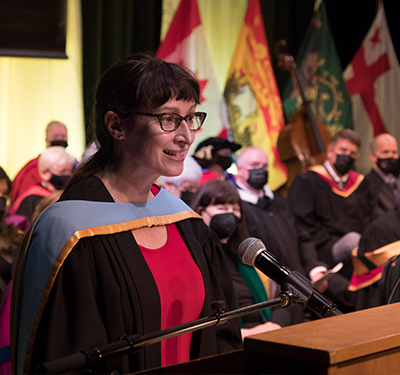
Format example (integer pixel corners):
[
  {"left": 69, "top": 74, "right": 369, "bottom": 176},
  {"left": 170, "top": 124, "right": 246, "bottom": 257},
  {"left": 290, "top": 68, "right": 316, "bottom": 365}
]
[{"left": 81, "top": 0, "right": 162, "bottom": 143}]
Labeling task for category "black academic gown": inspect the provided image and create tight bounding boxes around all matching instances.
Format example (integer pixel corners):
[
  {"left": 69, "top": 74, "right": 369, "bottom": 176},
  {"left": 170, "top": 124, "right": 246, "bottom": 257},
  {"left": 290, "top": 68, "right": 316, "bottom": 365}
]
[
  {"left": 240, "top": 191, "right": 324, "bottom": 323},
  {"left": 241, "top": 192, "right": 324, "bottom": 275},
  {"left": 365, "top": 169, "right": 400, "bottom": 217},
  {"left": 288, "top": 169, "right": 377, "bottom": 267},
  {"left": 353, "top": 206, "right": 400, "bottom": 310},
  {"left": 27, "top": 177, "right": 242, "bottom": 374}
]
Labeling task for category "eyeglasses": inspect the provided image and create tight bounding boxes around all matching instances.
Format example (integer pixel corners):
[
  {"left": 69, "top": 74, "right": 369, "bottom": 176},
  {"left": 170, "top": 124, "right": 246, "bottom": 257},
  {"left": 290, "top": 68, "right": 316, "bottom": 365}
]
[{"left": 133, "top": 112, "right": 207, "bottom": 132}]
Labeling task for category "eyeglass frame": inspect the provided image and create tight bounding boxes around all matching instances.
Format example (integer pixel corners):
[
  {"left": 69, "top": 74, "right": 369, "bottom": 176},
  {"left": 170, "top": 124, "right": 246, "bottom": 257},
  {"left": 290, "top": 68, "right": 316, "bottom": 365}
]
[{"left": 132, "top": 111, "right": 207, "bottom": 132}]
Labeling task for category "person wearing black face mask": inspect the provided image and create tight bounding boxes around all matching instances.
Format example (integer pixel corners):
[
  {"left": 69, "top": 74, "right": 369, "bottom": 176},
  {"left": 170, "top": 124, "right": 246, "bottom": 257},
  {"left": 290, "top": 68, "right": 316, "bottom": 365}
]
[
  {"left": 11, "top": 121, "right": 73, "bottom": 207},
  {"left": 12, "top": 146, "right": 75, "bottom": 224},
  {"left": 161, "top": 155, "right": 202, "bottom": 206},
  {"left": 288, "top": 129, "right": 378, "bottom": 303},
  {"left": 235, "top": 146, "right": 341, "bottom": 319},
  {"left": 193, "top": 137, "right": 241, "bottom": 185},
  {"left": 365, "top": 133, "right": 400, "bottom": 217},
  {"left": 191, "top": 179, "right": 297, "bottom": 338}
]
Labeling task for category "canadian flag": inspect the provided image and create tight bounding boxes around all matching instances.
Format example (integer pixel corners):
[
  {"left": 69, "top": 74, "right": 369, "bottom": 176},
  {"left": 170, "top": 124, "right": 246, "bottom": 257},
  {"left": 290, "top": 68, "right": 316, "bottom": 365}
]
[
  {"left": 343, "top": 3, "right": 400, "bottom": 173},
  {"left": 157, "top": 0, "right": 229, "bottom": 151}
]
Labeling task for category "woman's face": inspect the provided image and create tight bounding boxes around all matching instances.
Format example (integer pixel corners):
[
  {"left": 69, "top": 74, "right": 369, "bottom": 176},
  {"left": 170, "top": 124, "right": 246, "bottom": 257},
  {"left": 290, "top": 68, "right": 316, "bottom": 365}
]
[
  {"left": 201, "top": 202, "right": 241, "bottom": 226},
  {"left": 121, "top": 99, "right": 197, "bottom": 180}
]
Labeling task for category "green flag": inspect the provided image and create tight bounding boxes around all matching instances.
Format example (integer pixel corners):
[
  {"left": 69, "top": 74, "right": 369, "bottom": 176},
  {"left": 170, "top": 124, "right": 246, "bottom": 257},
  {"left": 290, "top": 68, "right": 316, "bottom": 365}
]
[{"left": 283, "top": 0, "right": 352, "bottom": 134}]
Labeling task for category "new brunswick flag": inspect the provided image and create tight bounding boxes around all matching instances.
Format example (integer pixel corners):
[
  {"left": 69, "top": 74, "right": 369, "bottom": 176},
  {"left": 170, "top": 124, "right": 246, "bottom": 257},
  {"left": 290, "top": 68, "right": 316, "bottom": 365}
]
[
  {"left": 283, "top": 0, "right": 353, "bottom": 135},
  {"left": 157, "top": 0, "right": 229, "bottom": 152},
  {"left": 224, "top": 0, "right": 287, "bottom": 189}
]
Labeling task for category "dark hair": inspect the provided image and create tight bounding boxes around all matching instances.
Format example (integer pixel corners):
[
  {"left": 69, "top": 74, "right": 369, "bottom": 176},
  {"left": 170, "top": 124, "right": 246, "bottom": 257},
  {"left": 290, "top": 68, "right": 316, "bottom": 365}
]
[
  {"left": 68, "top": 53, "right": 201, "bottom": 187},
  {"left": 0, "top": 166, "right": 11, "bottom": 195},
  {"left": 191, "top": 179, "right": 249, "bottom": 254},
  {"left": 191, "top": 179, "right": 241, "bottom": 210},
  {"left": 331, "top": 129, "right": 361, "bottom": 149}
]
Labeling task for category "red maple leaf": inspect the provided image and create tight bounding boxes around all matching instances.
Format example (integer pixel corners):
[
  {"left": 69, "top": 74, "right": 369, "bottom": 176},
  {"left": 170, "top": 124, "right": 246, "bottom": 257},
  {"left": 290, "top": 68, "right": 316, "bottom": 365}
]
[
  {"left": 370, "top": 27, "right": 381, "bottom": 45},
  {"left": 198, "top": 77, "right": 208, "bottom": 103},
  {"left": 175, "top": 59, "right": 208, "bottom": 103}
]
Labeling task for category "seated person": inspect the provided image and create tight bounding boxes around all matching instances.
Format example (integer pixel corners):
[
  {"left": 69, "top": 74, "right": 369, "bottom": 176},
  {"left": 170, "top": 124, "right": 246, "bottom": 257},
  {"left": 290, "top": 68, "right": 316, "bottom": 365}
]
[
  {"left": 192, "top": 179, "right": 301, "bottom": 338},
  {"left": 288, "top": 129, "right": 377, "bottom": 276},
  {"left": 235, "top": 147, "right": 328, "bottom": 295},
  {"left": 365, "top": 133, "right": 400, "bottom": 216},
  {"left": 11, "top": 121, "right": 70, "bottom": 206},
  {"left": 12, "top": 146, "right": 75, "bottom": 223},
  {"left": 349, "top": 204, "right": 400, "bottom": 310},
  {"left": 0, "top": 167, "right": 29, "bottom": 232},
  {"left": 161, "top": 155, "right": 202, "bottom": 205},
  {"left": 193, "top": 137, "right": 241, "bottom": 185}
]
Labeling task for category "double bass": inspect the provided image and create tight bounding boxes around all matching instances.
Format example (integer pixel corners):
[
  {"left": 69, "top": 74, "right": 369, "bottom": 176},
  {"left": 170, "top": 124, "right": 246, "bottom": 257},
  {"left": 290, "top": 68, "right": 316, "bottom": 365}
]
[{"left": 276, "top": 40, "right": 331, "bottom": 196}]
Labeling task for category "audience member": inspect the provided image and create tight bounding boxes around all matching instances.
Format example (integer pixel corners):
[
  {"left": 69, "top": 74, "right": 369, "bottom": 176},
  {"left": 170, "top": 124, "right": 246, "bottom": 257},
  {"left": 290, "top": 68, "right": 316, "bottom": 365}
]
[
  {"left": 288, "top": 129, "right": 377, "bottom": 291},
  {"left": 0, "top": 168, "right": 29, "bottom": 233},
  {"left": 236, "top": 147, "right": 324, "bottom": 281},
  {"left": 161, "top": 155, "right": 202, "bottom": 205},
  {"left": 0, "top": 190, "right": 23, "bottom": 300},
  {"left": 10, "top": 121, "right": 69, "bottom": 206},
  {"left": 193, "top": 137, "right": 241, "bottom": 185},
  {"left": 0, "top": 170, "right": 62, "bottom": 375},
  {"left": 365, "top": 133, "right": 400, "bottom": 217},
  {"left": 12, "top": 53, "right": 241, "bottom": 375},
  {"left": 350, "top": 204, "right": 400, "bottom": 310},
  {"left": 191, "top": 179, "right": 289, "bottom": 338},
  {"left": 235, "top": 147, "right": 328, "bottom": 321},
  {"left": 12, "top": 146, "right": 75, "bottom": 223},
  {"left": 0, "top": 168, "right": 25, "bottom": 375}
]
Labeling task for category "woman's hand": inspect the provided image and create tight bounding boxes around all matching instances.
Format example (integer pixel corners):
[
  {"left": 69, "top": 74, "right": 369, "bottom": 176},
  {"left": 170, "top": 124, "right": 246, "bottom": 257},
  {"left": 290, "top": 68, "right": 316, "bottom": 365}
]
[{"left": 241, "top": 321, "right": 281, "bottom": 340}]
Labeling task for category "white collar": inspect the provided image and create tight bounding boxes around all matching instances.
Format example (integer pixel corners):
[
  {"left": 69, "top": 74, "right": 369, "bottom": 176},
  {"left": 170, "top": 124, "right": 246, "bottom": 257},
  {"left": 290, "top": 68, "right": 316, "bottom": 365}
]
[
  {"left": 323, "top": 160, "right": 349, "bottom": 185},
  {"left": 236, "top": 179, "right": 274, "bottom": 205},
  {"left": 374, "top": 167, "right": 395, "bottom": 184}
]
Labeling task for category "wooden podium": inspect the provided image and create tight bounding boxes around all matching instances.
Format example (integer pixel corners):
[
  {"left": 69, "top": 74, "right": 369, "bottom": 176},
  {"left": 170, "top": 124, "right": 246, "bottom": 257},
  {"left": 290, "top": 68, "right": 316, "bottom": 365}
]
[{"left": 135, "top": 302, "right": 400, "bottom": 374}]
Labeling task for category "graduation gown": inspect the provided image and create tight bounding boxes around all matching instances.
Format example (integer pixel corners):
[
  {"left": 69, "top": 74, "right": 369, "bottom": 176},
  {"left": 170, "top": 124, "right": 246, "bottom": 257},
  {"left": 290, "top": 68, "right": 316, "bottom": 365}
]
[
  {"left": 349, "top": 206, "right": 400, "bottom": 310},
  {"left": 12, "top": 177, "right": 242, "bottom": 374},
  {"left": 288, "top": 166, "right": 377, "bottom": 267},
  {"left": 365, "top": 168, "right": 400, "bottom": 217},
  {"left": 239, "top": 190, "right": 317, "bottom": 324},
  {"left": 241, "top": 191, "right": 323, "bottom": 275}
]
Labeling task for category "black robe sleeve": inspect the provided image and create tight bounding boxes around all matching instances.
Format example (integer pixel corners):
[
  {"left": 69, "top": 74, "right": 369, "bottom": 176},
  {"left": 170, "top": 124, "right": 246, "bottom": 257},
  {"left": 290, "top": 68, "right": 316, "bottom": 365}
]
[{"left": 28, "top": 178, "right": 242, "bottom": 374}]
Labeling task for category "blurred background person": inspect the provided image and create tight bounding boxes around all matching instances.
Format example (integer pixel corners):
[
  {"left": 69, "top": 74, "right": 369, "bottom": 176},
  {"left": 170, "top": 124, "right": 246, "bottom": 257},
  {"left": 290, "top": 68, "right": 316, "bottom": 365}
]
[
  {"left": 0, "top": 168, "right": 29, "bottom": 233},
  {"left": 161, "top": 155, "right": 202, "bottom": 205},
  {"left": 11, "top": 121, "right": 70, "bottom": 206},
  {"left": 365, "top": 133, "right": 400, "bottom": 217},
  {"left": 12, "top": 146, "right": 75, "bottom": 224},
  {"left": 191, "top": 179, "right": 304, "bottom": 339},
  {"left": 193, "top": 137, "right": 241, "bottom": 185}
]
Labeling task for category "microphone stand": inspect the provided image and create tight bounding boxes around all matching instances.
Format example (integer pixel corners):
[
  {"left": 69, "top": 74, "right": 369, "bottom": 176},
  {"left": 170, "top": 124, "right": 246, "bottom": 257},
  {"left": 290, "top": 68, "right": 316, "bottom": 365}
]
[{"left": 37, "top": 291, "right": 297, "bottom": 374}]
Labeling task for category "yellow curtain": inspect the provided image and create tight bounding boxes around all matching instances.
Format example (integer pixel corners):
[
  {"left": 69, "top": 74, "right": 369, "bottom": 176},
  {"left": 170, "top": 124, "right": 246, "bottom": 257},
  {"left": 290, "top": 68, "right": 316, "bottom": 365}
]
[
  {"left": 0, "top": 0, "right": 85, "bottom": 180},
  {"left": 161, "top": 0, "right": 247, "bottom": 91}
]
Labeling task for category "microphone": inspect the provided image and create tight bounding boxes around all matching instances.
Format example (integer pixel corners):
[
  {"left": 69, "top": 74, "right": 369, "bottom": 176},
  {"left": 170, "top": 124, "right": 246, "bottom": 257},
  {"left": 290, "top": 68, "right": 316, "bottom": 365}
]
[{"left": 238, "top": 237, "right": 342, "bottom": 318}]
